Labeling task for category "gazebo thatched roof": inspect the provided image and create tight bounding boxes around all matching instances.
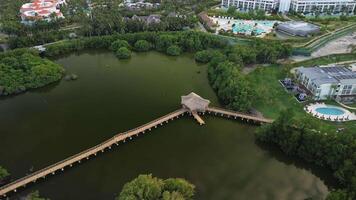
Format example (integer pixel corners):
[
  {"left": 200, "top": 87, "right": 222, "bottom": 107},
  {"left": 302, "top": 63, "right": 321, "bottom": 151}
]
[{"left": 181, "top": 92, "right": 210, "bottom": 112}]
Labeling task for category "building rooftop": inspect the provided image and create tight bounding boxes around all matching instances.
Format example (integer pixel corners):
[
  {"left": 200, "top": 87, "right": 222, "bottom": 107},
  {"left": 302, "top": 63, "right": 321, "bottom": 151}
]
[
  {"left": 296, "top": 66, "right": 356, "bottom": 85},
  {"left": 181, "top": 92, "right": 210, "bottom": 112}
]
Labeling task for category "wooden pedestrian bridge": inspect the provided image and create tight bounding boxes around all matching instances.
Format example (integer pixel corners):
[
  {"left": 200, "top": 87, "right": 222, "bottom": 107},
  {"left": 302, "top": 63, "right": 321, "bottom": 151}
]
[{"left": 0, "top": 93, "right": 273, "bottom": 198}]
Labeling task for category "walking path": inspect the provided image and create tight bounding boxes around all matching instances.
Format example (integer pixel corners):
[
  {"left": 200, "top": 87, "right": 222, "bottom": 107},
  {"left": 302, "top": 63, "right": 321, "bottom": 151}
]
[{"left": 0, "top": 94, "right": 273, "bottom": 198}]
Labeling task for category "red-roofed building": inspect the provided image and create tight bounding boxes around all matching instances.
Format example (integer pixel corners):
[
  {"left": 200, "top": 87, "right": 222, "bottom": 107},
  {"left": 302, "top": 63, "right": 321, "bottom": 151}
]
[{"left": 20, "top": 0, "right": 66, "bottom": 25}]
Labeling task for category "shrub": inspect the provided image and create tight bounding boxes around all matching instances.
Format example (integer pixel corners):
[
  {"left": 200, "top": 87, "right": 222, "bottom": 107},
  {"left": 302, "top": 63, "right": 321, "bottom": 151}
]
[
  {"left": 111, "top": 40, "right": 130, "bottom": 52},
  {"left": 117, "top": 174, "right": 195, "bottom": 200},
  {"left": 116, "top": 47, "right": 131, "bottom": 59},
  {"left": 195, "top": 50, "right": 214, "bottom": 63},
  {"left": 134, "top": 40, "right": 151, "bottom": 52},
  {"left": 166, "top": 45, "right": 181, "bottom": 56}
]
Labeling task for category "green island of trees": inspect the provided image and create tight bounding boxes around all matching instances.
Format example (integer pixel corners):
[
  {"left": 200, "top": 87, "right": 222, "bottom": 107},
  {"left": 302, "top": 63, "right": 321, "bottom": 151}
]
[
  {"left": 0, "top": 49, "right": 64, "bottom": 96},
  {"left": 117, "top": 174, "right": 195, "bottom": 200}
]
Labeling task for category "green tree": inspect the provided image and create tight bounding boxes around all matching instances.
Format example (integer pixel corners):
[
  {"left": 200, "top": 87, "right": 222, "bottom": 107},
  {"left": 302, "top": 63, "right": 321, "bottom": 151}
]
[
  {"left": 111, "top": 40, "right": 131, "bottom": 52},
  {"left": 326, "top": 190, "right": 349, "bottom": 200},
  {"left": 26, "top": 191, "right": 49, "bottom": 200},
  {"left": 166, "top": 45, "right": 181, "bottom": 56},
  {"left": 227, "top": 6, "right": 236, "bottom": 16},
  {"left": 116, "top": 47, "right": 131, "bottom": 59},
  {"left": 134, "top": 40, "right": 151, "bottom": 52},
  {"left": 117, "top": 174, "right": 195, "bottom": 200},
  {"left": 0, "top": 166, "right": 9, "bottom": 179},
  {"left": 195, "top": 50, "right": 214, "bottom": 63}
]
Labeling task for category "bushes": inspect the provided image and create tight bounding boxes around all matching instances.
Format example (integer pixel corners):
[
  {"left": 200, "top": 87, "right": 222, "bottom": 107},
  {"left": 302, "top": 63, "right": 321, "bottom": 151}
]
[
  {"left": 208, "top": 60, "right": 253, "bottom": 112},
  {"left": 111, "top": 40, "right": 131, "bottom": 52},
  {"left": 117, "top": 174, "right": 195, "bottom": 200},
  {"left": 166, "top": 45, "right": 181, "bottom": 56},
  {"left": 134, "top": 40, "right": 151, "bottom": 52},
  {"left": 195, "top": 50, "right": 215, "bottom": 63},
  {"left": 116, "top": 47, "right": 131, "bottom": 59}
]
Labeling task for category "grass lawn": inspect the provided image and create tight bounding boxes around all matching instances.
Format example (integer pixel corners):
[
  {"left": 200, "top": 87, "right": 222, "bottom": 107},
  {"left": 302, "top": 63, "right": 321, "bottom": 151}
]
[{"left": 246, "top": 65, "right": 356, "bottom": 135}]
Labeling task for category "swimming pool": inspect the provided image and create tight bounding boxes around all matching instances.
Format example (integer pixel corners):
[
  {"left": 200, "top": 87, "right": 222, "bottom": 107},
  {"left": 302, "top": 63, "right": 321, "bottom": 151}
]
[{"left": 315, "top": 107, "right": 345, "bottom": 115}]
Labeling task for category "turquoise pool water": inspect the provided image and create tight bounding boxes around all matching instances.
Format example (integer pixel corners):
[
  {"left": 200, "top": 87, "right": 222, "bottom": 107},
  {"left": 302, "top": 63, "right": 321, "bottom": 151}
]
[
  {"left": 315, "top": 107, "right": 345, "bottom": 115},
  {"left": 231, "top": 20, "right": 275, "bottom": 35}
]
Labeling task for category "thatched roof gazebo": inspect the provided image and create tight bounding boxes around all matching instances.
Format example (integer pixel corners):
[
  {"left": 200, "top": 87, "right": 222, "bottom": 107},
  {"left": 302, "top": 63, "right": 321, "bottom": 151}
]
[{"left": 181, "top": 92, "right": 210, "bottom": 112}]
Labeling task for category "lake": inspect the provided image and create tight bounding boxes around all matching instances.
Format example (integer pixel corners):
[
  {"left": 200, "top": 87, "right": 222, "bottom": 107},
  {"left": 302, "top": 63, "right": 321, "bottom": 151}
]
[{"left": 0, "top": 51, "right": 335, "bottom": 200}]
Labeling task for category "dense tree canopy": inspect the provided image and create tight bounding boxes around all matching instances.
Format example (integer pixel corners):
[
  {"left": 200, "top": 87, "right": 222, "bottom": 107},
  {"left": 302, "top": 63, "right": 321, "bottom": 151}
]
[
  {"left": 256, "top": 110, "right": 356, "bottom": 199},
  {"left": 117, "top": 174, "right": 195, "bottom": 200},
  {"left": 0, "top": 50, "right": 64, "bottom": 96}
]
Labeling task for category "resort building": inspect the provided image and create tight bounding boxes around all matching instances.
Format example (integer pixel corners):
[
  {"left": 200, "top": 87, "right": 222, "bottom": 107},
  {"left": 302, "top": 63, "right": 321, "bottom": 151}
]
[
  {"left": 295, "top": 66, "right": 356, "bottom": 101},
  {"left": 278, "top": 0, "right": 291, "bottom": 12},
  {"left": 221, "top": 0, "right": 356, "bottom": 13},
  {"left": 221, "top": 0, "right": 279, "bottom": 12},
  {"left": 276, "top": 21, "right": 320, "bottom": 37},
  {"left": 290, "top": 0, "right": 356, "bottom": 14},
  {"left": 20, "top": 0, "right": 66, "bottom": 25}
]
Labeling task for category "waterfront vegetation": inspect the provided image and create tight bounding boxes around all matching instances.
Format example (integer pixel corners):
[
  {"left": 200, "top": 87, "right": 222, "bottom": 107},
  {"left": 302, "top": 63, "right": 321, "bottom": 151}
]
[
  {"left": 26, "top": 191, "right": 49, "bottom": 200},
  {"left": 0, "top": 49, "right": 64, "bottom": 96},
  {"left": 117, "top": 174, "right": 195, "bottom": 200},
  {"left": 256, "top": 110, "right": 356, "bottom": 199},
  {"left": 1, "top": 28, "right": 355, "bottom": 199},
  {"left": 246, "top": 63, "right": 356, "bottom": 199},
  {"left": 41, "top": 31, "right": 291, "bottom": 112},
  {"left": 0, "top": 166, "right": 9, "bottom": 180}
]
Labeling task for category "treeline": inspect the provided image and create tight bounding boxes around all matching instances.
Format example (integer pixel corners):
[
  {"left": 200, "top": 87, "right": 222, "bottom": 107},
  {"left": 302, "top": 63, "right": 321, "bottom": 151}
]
[
  {"left": 43, "top": 31, "right": 291, "bottom": 112},
  {"left": 44, "top": 31, "right": 229, "bottom": 57},
  {"left": 0, "top": 49, "right": 64, "bottom": 96},
  {"left": 196, "top": 41, "right": 291, "bottom": 111},
  {"left": 256, "top": 110, "right": 356, "bottom": 199}
]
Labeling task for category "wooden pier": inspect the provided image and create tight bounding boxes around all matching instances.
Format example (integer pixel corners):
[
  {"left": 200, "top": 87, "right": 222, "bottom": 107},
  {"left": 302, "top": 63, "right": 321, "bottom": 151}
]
[{"left": 0, "top": 93, "right": 273, "bottom": 197}]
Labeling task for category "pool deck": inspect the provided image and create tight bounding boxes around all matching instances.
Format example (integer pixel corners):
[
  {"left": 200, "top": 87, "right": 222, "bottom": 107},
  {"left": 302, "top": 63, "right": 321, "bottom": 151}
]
[
  {"left": 210, "top": 16, "right": 278, "bottom": 38},
  {"left": 305, "top": 103, "right": 356, "bottom": 122}
]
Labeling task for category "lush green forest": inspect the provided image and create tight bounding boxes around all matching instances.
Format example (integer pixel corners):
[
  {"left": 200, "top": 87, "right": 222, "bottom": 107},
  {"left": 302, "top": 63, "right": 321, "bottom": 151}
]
[
  {"left": 117, "top": 174, "right": 195, "bottom": 200},
  {"left": 256, "top": 110, "right": 356, "bottom": 199},
  {"left": 0, "top": 49, "right": 64, "bottom": 96}
]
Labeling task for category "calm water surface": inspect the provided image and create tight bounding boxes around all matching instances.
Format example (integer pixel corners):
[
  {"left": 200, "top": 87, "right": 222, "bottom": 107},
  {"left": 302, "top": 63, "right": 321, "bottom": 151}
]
[{"left": 0, "top": 51, "right": 335, "bottom": 200}]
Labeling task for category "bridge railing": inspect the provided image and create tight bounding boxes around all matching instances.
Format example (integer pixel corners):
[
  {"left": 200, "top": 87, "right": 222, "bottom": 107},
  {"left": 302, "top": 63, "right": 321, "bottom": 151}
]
[
  {"left": 207, "top": 106, "right": 273, "bottom": 123},
  {"left": 0, "top": 108, "right": 187, "bottom": 196}
]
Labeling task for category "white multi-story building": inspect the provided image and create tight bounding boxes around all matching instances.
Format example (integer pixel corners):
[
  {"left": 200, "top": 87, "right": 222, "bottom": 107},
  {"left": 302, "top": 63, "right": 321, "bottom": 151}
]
[
  {"left": 221, "top": 0, "right": 279, "bottom": 12},
  {"left": 278, "top": 0, "right": 291, "bottom": 12},
  {"left": 295, "top": 66, "right": 356, "bottom": 101},
  {"left": 222, "top": 0, "right": 356, "bottom": 13},
  {"left": 290, "top": 0, "right": 356, "bottom": 13}
]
